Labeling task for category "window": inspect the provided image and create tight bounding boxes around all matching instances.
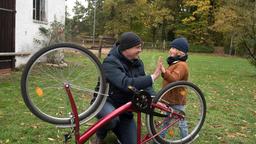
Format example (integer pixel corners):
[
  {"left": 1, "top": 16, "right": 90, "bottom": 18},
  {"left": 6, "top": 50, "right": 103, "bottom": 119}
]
[{"left": 33, "top": 0, "right": 46, "bottom": 22}]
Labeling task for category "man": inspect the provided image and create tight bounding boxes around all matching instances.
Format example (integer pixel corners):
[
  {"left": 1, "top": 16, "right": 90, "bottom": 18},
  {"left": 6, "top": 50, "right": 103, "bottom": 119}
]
[{"left": 93, "top": 32, "right": 161, "bottom": 144}]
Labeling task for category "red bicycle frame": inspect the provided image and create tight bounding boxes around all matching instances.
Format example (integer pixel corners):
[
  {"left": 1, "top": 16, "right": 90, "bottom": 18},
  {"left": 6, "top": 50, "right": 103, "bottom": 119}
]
[{"left": 64, "top": 84, "right": 183, "bottom": 144}]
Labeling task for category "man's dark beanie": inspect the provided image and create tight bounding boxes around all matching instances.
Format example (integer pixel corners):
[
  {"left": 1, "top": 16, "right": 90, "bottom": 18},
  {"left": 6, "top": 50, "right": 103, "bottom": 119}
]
[
  {"left": 170, "top": 37, "right": 189, "bottom": 53},
  {"left": 118, "top": 32, "right": 141, "bottom": 51}
]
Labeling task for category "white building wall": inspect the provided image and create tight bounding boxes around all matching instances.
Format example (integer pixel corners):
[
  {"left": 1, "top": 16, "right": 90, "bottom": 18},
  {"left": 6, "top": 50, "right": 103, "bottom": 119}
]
[{"left": 15, "top": 0, "right": 65, "bottom": 67}]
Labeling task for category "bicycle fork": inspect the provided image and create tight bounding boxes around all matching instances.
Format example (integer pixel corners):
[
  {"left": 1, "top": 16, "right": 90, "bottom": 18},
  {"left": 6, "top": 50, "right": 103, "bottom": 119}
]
[{"left": 64, "top": 83, "right": 80, "bottom": 143}]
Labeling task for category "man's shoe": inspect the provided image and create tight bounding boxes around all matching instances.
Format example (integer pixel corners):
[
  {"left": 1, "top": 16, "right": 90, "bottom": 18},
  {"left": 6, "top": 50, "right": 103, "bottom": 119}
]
[{"left": 114, "top": 138, "right": 121, "bottom": 144}]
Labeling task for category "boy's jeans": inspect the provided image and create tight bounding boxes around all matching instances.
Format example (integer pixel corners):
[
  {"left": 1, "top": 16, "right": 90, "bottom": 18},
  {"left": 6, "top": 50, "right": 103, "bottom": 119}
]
[
  {"left": 95, "top": 101, "right": 137, "bottom": 144},
  {"left": 160, "top": 105, "right": 188, "bottom": 138}
]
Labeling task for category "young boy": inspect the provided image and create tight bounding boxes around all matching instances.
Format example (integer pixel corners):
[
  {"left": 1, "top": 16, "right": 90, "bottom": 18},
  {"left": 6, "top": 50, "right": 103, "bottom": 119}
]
[{"left": 159, "top": 37, "right": 189, "bottom": 138}]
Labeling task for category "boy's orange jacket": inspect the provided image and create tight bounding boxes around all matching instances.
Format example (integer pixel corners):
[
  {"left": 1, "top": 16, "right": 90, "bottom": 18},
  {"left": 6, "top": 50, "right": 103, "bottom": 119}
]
[{"left": 161, "top": 61, "right": 189, "bottom": 105}]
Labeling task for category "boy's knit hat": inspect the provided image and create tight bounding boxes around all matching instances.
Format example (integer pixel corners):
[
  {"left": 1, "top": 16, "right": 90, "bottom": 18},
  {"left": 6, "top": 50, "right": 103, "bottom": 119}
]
[
  {"left": 170, "top": 37, "right": 189, "bottom": 53},
  {"left": 118, "top": 32, "right": 141, "bottom": 51}
]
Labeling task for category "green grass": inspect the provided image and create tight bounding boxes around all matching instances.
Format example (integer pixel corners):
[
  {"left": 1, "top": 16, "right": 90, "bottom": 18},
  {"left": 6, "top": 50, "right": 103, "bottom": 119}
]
[{"left": 1, "top": 50, "right": 256, "bottom": 143}]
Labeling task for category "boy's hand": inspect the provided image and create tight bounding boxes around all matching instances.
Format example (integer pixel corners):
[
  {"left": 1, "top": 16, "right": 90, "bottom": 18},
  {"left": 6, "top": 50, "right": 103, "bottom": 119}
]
[
  {"left": 161, "top": 64, "right": 166, "bottom": 73},
  {"left": 152, "top": 56, "right": 162, "bottom": 81},
  {"left": 158, "top": 56, "right": 166, "bottom": 73}
]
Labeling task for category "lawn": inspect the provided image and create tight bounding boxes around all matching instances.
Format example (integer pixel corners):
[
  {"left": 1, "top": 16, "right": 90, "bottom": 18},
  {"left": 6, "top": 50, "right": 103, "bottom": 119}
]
[{"left": 0, "top": 50, "right": 256, "bottom": 144}]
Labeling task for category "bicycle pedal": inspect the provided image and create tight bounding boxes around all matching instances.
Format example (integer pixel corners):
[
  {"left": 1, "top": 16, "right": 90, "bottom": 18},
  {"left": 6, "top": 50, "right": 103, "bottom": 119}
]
[{"left": 64, "top": 133, "right": 72, "bottom": 143}]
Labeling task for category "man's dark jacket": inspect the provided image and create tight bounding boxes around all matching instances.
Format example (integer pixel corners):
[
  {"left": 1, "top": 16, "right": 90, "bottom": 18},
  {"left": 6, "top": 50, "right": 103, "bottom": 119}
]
[{"left": 102, "top": 43, "right": 155, "bottom": 107}]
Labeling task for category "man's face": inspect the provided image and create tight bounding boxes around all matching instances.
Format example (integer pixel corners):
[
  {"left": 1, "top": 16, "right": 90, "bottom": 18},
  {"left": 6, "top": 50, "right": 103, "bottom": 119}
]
[{"left": 122, "top": 44, "right": 142, "bottom": 60}]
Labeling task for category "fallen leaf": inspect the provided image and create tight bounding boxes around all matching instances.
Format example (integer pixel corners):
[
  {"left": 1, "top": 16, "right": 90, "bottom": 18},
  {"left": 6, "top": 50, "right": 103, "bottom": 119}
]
[
  {"left": 227, "top": 133, "right": 236, "bottom": 138},
  {"left": 236, "top": 132, "right": 247, "bottom": 138},
  {"left": 48, "top": 138, "right": 55, "bottom": 141},
  {"left": 35, "top": 86, "right": 44, "bottom": 97},
  {"left": 31, "top": 124, "right": 39, "bottom": 129}
]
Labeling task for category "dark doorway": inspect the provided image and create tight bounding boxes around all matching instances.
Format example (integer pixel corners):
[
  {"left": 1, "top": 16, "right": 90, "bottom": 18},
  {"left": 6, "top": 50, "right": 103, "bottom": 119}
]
[{"left": 0, "top": 0, "right": 16, "bottom": 69}]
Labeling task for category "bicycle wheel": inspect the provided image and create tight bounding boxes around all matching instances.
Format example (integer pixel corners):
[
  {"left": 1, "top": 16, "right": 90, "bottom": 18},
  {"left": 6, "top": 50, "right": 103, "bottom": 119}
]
[
  {"left": 21, "top": 43, "right": 107, "bottom": 126},
  {"left": 146, "top": 81, "right": 206, "bottom": 144}
]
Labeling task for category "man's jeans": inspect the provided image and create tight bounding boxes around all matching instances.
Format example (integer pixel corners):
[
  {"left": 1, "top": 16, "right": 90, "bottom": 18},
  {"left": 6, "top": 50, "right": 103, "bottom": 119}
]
[
  {"left": 160, "top": 105, "right": 188, "bottom": 138},
  {"left": 96, "top": 101, "right": 137, "bottom": 144}
]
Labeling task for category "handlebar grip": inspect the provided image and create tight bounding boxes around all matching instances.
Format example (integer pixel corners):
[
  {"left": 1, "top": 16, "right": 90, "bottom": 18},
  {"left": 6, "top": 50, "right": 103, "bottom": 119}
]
[{"left": 128, "top": 85, "right": 138, "bottom": 94}]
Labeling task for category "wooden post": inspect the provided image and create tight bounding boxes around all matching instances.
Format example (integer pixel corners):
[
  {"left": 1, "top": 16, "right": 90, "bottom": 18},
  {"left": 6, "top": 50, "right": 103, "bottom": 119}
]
[
  {"left": 98, "top": 36, "right": 103, "bottom": 58},
  {"left": 163, "top": 40, "right": 166, "bottom": 51}
]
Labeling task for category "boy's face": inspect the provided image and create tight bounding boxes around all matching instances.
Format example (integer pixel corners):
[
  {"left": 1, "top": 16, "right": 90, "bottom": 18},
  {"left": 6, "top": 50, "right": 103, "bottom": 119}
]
[
  {"left": 169, "top": 48, "right": 185, "bottom": 57},
  {"left": 169, "top": 48, "right": 179, "bottom": 57}
]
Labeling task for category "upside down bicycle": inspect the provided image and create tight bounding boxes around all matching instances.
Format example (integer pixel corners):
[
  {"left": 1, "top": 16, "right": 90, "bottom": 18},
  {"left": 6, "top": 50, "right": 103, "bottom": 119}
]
[{"left": 21, "top": 43, "right": 206, "bottom": 144}]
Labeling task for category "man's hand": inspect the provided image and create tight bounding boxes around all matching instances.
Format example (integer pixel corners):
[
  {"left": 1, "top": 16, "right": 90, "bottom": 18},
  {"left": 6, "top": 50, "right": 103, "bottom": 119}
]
[{"left": 151, "top": 56, "right": 162, "bottom": 81}]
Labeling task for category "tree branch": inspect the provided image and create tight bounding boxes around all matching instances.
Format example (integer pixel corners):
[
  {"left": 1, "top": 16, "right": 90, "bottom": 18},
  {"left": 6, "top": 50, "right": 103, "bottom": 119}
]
[{"left": 242, "top": 37, "right": 256, "bottom": 61}]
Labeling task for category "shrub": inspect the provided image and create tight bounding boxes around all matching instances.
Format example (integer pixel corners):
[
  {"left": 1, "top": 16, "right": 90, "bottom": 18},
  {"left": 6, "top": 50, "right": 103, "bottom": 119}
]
[
  {"left": 34, "top": 18, "right": 65, "bottom": 47},
  {"left": 189, "top": 45, "right": 214, "bottom": 53}
]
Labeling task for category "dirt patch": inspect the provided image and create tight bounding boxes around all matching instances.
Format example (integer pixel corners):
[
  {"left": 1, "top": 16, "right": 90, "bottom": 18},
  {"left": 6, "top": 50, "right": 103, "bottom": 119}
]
[
  {"left": 0, "top": 68, "right": 11, "bottom": 76},
  {"left": 89, "top": 48, "right": 111, "bottom": 55},
  {"left": 214, "top": 46, "right": 225, "bottom": 55}
]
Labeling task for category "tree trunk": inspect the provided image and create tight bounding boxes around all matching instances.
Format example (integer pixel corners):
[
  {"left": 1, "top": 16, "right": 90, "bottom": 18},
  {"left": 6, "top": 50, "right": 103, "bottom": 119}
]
[
  {"left": 253, "top": 1, "right": 256, "bottom": 56},
  {"left": 130, "top": 17, "right": 133, "bottom": 30},
  {"left": 229, "top": 34, "right": 234, "bottom": 55},
  {"left": 253, "top": 43, "right": 256, "bottom": 56},
  {"left": 161, "top": 19, "right": 167, "bottom": 41},
  {"left": 152, "top": 27, "right": 157, "bottom": 43}
]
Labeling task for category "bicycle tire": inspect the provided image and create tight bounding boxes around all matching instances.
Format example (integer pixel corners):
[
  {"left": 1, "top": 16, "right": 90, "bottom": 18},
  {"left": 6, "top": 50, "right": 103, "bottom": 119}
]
[
  {"left": 21, "top": 43, "right": 107, "bottom": 126},
  {"left": 146, "top": 81, "right": 206, "bottom": 144}
]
